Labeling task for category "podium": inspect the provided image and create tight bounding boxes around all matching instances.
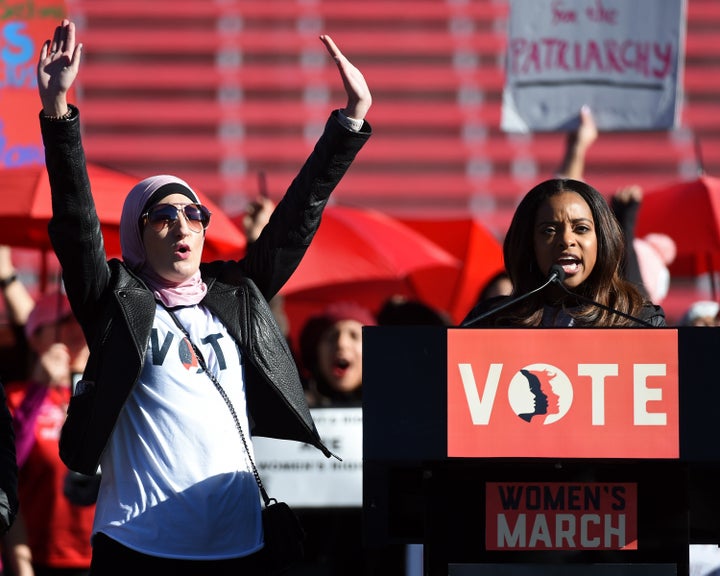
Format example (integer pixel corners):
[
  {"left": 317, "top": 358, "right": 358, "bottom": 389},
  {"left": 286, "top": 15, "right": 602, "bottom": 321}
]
[{"left": 363, "top": 326, "right": 720, "bottom": 576}]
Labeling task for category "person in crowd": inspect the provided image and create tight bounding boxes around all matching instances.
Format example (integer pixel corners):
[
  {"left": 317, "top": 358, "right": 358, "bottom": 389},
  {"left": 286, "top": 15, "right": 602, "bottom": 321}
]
[
  {"left": 632, "top": 231, "right": 676, "bottom": 306},
  {"left": 3, "top": 292, "right": 93, "bottom": 576},
  {"left": 240, "top": 192, "right": 291, "bottom": 338},
  {"left": 556, "top": 104, "right": 598, "bottom": 183},
  {"left": 0, "top": 247, "right": 35, "bottom": 329},
  {"left": 376, "top": 295, "right": 451, "bottom": 326},
  {"left": 608, "top": 185, "right": 647, "bottom": 296},
  {"left": 298, "top": 301, "right": 376, "bottom": 407},
  {"left": 0, "top": 246, "right": 36, "bottom": 384},
  {"left": 0, "top": 385, "right": 17, "bottom": 538},
  {"left": 296, "top": 301, "right": 405, "bottom": 575},
  {"left": 606, "top": 181, "right": 677, "bottom": 308},
  {"left": 679, "top": 300, "right": 719, "bottom": 327},
  {"left": 461, "top": 177, "right": 666, "bottom": 328},
  {"left": 475, "top": 270, "right": 513, "bottom": 304},
  {"left": 36, "top": 18, "right": 371, "bottom": 574},
  {"left": 0, "top": 245, "right": 30, "bottom": 573}
]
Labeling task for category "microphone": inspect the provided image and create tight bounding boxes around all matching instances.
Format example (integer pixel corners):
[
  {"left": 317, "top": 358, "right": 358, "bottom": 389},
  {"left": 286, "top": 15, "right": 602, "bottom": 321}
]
[
  {"left": 548, "top": 263, "right": 566, "bottom": 284},
  {"left": 547, "top": 265, "right": 655, "bottom": 327},
  {"left": 461, "top": 267, "right": 564, "bottom": 327}
]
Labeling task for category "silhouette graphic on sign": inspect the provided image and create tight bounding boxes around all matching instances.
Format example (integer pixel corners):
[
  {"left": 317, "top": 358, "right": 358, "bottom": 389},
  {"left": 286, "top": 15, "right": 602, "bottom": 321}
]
[{"left": 517, "top": 369, "right": 560, "bottom": 422}]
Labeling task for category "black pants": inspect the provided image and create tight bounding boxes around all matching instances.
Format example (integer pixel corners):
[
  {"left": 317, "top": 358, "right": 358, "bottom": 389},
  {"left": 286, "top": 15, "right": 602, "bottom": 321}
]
[{"left": 90, "top": 533, "right": 267, "bottom": 576}]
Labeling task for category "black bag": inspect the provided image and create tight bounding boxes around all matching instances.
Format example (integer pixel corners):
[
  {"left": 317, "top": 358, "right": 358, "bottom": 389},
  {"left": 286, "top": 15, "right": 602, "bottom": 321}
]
[{"left": 259, "top": 499, "right": 306, "bottom": 574}]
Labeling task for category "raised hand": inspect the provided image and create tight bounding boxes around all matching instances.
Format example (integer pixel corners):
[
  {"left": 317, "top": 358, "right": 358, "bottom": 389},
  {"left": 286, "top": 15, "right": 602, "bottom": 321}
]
[
  {"left": 319, "top": 35, "right": 371, "bottom": 122},
  {"left": 36, "top": 19, "right": 82, "bottom": 117},
  {"left": 558, "top": 105, "right": 598, "bottom": 180},
  {"left": 613, "top": 184, "right": 643, "bottom": 205},
  {"left": 575, "top": 105, "right": 598, "bottom": 151},
  {"left": 243, "top": 196, "right": 275, "bottom": 243}
]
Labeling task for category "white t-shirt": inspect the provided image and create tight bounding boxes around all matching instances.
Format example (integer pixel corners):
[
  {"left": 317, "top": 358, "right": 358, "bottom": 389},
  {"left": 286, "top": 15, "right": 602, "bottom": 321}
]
[{"left": 92, "top": 304, "right": 263, "bottom": 559}]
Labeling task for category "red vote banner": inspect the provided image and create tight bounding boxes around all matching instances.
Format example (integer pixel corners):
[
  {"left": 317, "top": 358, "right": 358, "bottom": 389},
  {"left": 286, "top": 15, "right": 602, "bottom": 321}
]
[
  {"left": 1, "top": 1, "right": 67, "bottom": 168},
  {"left": 447, "top": 329, "right": 679, "bottom": 458}
]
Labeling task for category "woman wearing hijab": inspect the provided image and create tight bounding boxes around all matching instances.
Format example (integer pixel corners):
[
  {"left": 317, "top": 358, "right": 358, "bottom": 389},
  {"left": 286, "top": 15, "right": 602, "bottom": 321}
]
[{"left": 36, "top": 19, "right": 371, "bottom": 574}]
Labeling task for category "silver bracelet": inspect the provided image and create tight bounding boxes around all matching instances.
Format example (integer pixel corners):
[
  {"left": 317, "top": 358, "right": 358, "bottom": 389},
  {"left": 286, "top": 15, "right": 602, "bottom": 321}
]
[
  {"left": 337, "top": 110, "right": 364, "bottom": 132},
  {"left": 44, "top": 108, "right": 73, "bottom": 121}
]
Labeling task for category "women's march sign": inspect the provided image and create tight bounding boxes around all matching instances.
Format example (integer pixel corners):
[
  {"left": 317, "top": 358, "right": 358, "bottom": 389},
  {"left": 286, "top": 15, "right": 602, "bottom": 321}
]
[
  {"left": 1, "top": 0, "right": 66, "bottom": 168},
  {"left": 501, "top": 0, "right": 686, "bottom": 132}
]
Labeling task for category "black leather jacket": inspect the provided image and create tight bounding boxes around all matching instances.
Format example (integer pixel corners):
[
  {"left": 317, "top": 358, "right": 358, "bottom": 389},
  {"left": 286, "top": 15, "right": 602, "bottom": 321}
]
[{"left": 40, "top": 106, "right": 371, "bottom": 475}]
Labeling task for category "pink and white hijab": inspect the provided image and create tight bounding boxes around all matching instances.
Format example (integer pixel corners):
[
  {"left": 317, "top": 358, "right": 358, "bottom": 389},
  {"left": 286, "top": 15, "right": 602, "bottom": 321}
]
[{"left": 119, "top": 175, "right": 207, "bottom": 308}]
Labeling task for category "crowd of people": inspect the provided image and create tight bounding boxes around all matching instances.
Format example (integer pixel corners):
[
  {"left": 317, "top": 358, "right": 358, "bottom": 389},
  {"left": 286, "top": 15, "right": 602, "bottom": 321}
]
[{"left": 0, "top": 15, "right": 718, "bottom": 576}]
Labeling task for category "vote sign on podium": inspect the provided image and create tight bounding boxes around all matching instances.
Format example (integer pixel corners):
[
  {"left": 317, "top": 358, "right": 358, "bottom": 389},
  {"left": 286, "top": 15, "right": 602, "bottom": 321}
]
[{"left": 447, "top": 329, "right": 679, "bottom": 459}]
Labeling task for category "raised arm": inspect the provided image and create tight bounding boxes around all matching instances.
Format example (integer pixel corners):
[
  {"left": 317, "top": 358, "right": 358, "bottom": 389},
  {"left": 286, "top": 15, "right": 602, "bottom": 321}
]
[
  {"left": 37, "top": 20, "right": 112, "bottom": 334},
  {"left": 229, "top": 35, "right": 372, "bottom": 298},
  {"left": 319, "top": 35, "right": 372, "bottom": 123},
  {"left": 37, "top": 19, "right": 82, "bottom": 119},
  {"left": 611, "top": 184, "right": 647, "bottom": 295},
  {"left": 557, "top": 105, "right": 597, "bottom": 180},
  {"left": 0, "top": 246, "right": 34, "bottom": 327}
]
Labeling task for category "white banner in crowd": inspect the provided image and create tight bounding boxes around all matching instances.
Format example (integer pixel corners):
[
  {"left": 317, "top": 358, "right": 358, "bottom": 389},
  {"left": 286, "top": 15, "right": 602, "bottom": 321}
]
[
  {"left": 253, "top": 407, "right": 363, "bottom": 508},
  {"left": 501, "top": 0, "right": 686, "bottom": 132}
]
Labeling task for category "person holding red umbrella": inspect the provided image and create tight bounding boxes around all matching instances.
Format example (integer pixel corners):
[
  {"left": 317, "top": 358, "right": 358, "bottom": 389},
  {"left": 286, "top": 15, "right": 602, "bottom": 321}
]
[{"left": 36, "top": 18, "right": 371, "bottom": 575}]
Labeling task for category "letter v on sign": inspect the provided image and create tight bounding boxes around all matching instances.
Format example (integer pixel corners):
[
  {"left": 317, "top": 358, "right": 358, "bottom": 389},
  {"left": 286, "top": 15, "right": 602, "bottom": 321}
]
[{"left": 458, "top": 363, "right": 503, "bottom": 425}]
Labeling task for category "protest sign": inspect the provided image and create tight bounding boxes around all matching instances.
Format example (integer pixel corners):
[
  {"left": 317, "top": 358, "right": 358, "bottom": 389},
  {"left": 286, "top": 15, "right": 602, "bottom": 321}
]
[
  {"left": 501, "top": 0, "right": 686, "bottom": 132},
  {"left": 253, "top": 407, "right": 363, "bottom": 508}
]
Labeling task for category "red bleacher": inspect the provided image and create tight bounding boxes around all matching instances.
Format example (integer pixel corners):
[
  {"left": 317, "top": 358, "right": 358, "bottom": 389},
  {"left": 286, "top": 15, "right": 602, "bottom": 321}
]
[{"left": 69, "top": 0, "right": 720, "bottom": 240}]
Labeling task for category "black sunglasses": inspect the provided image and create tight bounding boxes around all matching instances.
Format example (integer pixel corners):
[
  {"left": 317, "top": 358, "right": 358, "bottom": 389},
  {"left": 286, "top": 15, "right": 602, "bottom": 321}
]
[{"left": 141, "top": 203, "right": 212, "bottom": 233}]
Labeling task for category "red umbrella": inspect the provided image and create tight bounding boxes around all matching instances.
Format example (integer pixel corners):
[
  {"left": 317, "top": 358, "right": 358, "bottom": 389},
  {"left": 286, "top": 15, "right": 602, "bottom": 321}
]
[
  {"left": 0, "top": 163, "right": 246, "bottom": 258},
  {"left": 636, "top": 175, "right": 720, "bottom": 294},
  {"left": 281, "top": 206, "right": 459, "bottom": 293},
  {"left": 234, "top": 205, "right": 461, "bottom": 347},
  {"left": 397, "top": 216, "right": 505, "bottom": 324}
]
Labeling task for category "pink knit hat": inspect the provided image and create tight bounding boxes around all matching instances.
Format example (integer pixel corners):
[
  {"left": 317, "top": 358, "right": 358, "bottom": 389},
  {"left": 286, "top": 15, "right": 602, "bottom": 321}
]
[{"left": 634, "top": 233, "right": 677, "bottom": 304}]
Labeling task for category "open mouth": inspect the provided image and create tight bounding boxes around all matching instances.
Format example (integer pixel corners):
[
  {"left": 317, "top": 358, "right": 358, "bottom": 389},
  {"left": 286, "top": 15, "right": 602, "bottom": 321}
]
[
  {"left": 332, "top": 358, "right": 350, "bottom": 376},
  {"left": 557, "top": 256, "right": 581, "bottom": 275}
]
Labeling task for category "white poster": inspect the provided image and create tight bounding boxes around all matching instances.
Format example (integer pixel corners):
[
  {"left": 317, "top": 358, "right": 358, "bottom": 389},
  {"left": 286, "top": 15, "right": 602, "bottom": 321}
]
[
  {"left": 501, "top": 0, "right": 686, "bottom": 133},
  {"left": 252, "top": 407, "right": 363, "bottom": 508}
]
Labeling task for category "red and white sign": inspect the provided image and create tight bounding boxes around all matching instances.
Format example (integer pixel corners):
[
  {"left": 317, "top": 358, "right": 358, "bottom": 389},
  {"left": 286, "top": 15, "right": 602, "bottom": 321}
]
[
  {"left": 447, "top": 329, "right": 679, "bottom": 458},
  {"left": 486, "top": 482, "right": 638, "bottom": 551}
]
